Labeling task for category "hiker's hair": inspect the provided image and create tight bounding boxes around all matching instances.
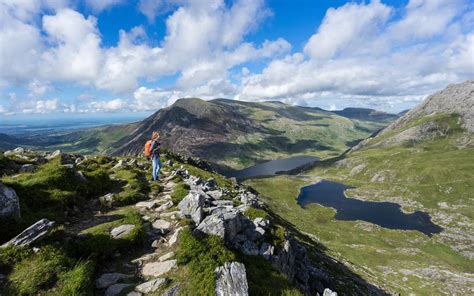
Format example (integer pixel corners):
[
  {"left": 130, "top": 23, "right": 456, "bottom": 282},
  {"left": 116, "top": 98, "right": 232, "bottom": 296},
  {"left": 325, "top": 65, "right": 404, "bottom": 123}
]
[{"left": 152, "top": 131, "right": 160, "bottom": 140}]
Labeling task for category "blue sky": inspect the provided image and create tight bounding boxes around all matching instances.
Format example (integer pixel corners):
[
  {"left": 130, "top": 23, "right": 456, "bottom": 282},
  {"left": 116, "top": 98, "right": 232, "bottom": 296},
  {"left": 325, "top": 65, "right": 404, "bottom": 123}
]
[{"left": 0, "top": 0, "right": 472, "bottom": 118}]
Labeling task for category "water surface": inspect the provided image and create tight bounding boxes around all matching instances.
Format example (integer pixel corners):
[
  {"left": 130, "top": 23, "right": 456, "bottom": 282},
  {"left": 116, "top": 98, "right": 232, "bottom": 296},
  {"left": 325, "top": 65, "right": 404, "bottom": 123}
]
[
  {"left": 223, "top": 156, "right": 319, "bottom": 180},
  {"left": 297, "top": 179, "right": 443, "bottom": 236}
]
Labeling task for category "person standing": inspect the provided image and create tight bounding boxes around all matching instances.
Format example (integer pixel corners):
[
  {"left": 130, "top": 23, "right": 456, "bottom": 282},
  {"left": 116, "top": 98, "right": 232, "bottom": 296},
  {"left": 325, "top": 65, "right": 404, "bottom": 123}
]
[{"left": 148, "top": 131, "right": 161, "bottom": 181}]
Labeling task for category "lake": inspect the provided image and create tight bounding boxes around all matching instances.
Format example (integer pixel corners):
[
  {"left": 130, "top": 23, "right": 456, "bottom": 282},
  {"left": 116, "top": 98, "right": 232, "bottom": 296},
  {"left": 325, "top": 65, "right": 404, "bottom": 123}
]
[
  {"left": 297, "top": 179, "right": 443, "bottom": 236},
  {"left": 222, "top": 156, "right": 319, "bottom": 180}
]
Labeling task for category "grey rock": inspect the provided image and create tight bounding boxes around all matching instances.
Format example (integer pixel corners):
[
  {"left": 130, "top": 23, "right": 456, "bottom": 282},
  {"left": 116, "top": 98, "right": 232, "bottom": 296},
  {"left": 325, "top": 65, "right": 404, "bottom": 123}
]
[
  {"left": 152, "top": 219, "right": 172, "bottom": 234},
  {"left": 215, "top": 262, "right": 249, "bottom": 296},
  {"left": 141, "top": 260, "right": 177, "bottom": 277},
  {"left": 0, "top": 182, "right": 21, "bottom": 219},
  {"left": 127, "top": 292, "right": 142, "bottom": 296},
  {"left": 13, "top": 147, "right": 25, "bottom": 154},
  {"left": 168, "top": 227, "right": 183, "bottom": 246},
  {"left": 100, "top": 193, "right": 115, "bottom": 206},
  {"left": 202, "top": 178, "right": 217, "bottom": 191},
  {"left": 162, "top": 284, "right": 180, "bottom": 296},
  {"left": 240, "top": 241, "right": 259, "bottom": 256},
  {"left": 207, "top": 189, "right": 224, "bottom": 200},
  {"left": 178, "top": 191, "right": 205, "bottom": 224},
  {"left": 155, "top": 200, "right": 173, "bottom": 212},
  {"left": 135, "top": 200, "right": 160, "bottom": 210},
  {"left": 113, "top": 159, "right": 125, "bottom": 169},
  {"left": 194, "top": 210, "right": 244, "bottom": 243},
  {"left": 110, "top": 224, "right": 135, "bottom": 239},
  {"left": 96, "top": 273, "right": 133, "bottom": 289},
  {"left": 253, "top": 218, "right": 269, "bottom": 229},
  {"left": 259, "top": 242, "right": 274, "bottom": 259},
  {"left": 1, "top": 219, "right": 54, "bottom": 247},
  {"left": 105, "top": 283, "right": 132, "bottom": 296},
  {"left": 19, "top": 164, "right": 35, "bottom": 173},
  {"left": 75, "top": 170, "right": 87, "bottom": 182},
  {"left": 135, "top": 278, "right": 167, "bottom": 293},
  {"left": 159, "top": 251, "right": 175, "bottom": 262},
  {"left": 323, "top": 288, "right": 338, "bottom": 296},
  {"left": 47, "top": 149, "right": 61, "bottom": 159}
]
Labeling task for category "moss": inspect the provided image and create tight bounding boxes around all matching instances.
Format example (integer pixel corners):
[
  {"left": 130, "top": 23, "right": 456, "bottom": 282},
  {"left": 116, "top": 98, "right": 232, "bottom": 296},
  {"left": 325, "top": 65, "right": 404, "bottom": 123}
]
[
  {"left": 171, "top": 182, "right": 190, "bottom": 204},
  {"left": 111, "top": 168, "right": 148, "bottom": 206},
  {"left": 244, "top": 208, "right": 269, "bottom": 220},
  {"left": 176, "top": 228, "right": 235, "bottom": 295}
]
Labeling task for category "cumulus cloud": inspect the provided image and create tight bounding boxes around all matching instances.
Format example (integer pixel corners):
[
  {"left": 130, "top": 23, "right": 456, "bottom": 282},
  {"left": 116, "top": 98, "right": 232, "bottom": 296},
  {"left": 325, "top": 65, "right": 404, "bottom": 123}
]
[
  {"left": 237, "top": 0, "right": 474, "bottom": 111},
  {"left": 85, "top": 0, "right": 124, "bottom": 13}
]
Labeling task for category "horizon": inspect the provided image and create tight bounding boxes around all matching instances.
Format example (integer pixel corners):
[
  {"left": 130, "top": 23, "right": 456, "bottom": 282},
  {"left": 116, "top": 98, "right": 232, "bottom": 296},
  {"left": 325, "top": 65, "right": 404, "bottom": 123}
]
[{"left": 1, "top": 0, "right": 473, "bottom": 117}]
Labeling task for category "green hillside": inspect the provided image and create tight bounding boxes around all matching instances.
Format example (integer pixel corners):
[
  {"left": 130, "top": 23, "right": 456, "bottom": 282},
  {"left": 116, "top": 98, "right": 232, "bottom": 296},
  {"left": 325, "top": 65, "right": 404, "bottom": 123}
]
[{"left": 246, "top": 81, "right": 474, "bottom": 295}]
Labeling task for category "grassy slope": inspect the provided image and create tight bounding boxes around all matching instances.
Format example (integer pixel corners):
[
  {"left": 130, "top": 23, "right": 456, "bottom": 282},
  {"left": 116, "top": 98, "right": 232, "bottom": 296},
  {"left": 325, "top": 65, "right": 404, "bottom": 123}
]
[
  {"left": 214, "top": 101, "right": 390, "bottom": 169},
  {"left": 246, "top": 113, "right": 474, "bottom": 295}
]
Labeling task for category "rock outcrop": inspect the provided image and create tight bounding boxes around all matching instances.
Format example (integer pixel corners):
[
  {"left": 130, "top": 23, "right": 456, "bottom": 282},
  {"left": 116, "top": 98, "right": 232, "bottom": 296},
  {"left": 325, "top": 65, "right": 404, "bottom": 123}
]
[
  {"left": 215, "top": 262, "right": 249, "bottom": 296},
  {"left": 1, "top": 219, "right": 55, "bottom": 247},
  {"left": 0, "top": 182, "right": 21, "bottom": 219}
]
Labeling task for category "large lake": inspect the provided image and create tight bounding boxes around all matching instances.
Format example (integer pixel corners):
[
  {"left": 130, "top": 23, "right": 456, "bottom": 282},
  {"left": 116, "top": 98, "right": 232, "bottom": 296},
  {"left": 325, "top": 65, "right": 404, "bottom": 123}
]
[
  {"left": 222, "top": 156, "right": 319, "bottom": 180},
  {"left": 297, "top": 179, "right": 443, "bottom": 236}
]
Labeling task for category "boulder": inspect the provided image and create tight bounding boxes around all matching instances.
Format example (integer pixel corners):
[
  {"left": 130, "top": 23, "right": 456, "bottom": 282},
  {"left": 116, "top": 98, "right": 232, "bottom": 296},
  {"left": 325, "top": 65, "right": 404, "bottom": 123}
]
[
  {"left": 110, "top": 224, "right": 135, "bottom": 239},
  {"left": 46, "top": 149, "right": 61, "bottom": 160},
  {"left": 215, "top": 262, "right": 249, "bottom": 296},
  {"left": 135, "top": 278, "right": 167, "bottom": 294},
  {"left": 239, "top": 241, "right": 259, "bottom": 256},
  {"left": 96, "top": 273, "right": 133, "bottom": 289},
  {"left": 105, "top": 283, "right": 132, "bottom": 296},
  {"left": 253, "top": 217, "right": 269, "bottom": 229},
  {"left": 207, "top": 189, "right": 224, "bottom": 200},
  {"left": 13, "top": 147, "right": 25, "bottom": 154},
  {"left": 0, "top": 182, "right": 21, "bottom": 219},
  {"left": 155, "top": 201, "right": 174, "bottom": 212},
  {"left": 259, "top": 243, "right": 274, "bottom": 259},
  {"left": 1, "top": 219, "right": 54, "bottom": 247},
  {"left": 152, "top": 219, "right": 172, "bottom": 234},
  {"left": 323, "top": 288, "right": 338, "bottom": 296},
  {"left": 194, "top": 210, "right": 244, "bottom": 244},
  {"left": 141, "top": 260, "right": 177, "bottom": 277},
  {"left": 100, "top": 193, "right": 115, "bottom": 206},
  {"left": 178, "top": 192, "right": 205, "bottom": 224},
  {"left": 18, "top": 164, "right": 35, "bottom": 173}
]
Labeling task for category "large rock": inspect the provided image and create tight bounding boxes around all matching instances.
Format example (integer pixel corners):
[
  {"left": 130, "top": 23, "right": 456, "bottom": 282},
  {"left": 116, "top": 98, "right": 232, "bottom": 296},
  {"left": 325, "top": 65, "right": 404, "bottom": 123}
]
[
  {"left": 18, "top": 164, "right": 35, "bottom": 173},
  {"left": 168, "top": 227, "right": 183, "bottom": 246},
  {"left": 178, "top": 191, "right": 205, "bottom": 224},
  {"left": 135, "top": 278, "right": 167, "bottom": 293},
  {"left": 215, "top": 262, "right": 249, "bottom": 296},
  {"left": 0, "top": 182, "right": 21, "bottom": 219},
  {"left": 162, "top": 284, "right": 180, "bottom": 296},
  {"left": 152, "top": 219, "right": 172, "bottom": 234},
  {"left": 1, "top": 219, "right": 54, "bottom": 247},
  {"left": 110, "top": 224, "right": 135, "bottom": 239},
  {"left": 141, "top": 260, "right": 177, "bottom": 277},
  {"left": 323, "top": 288, "right": 338, "bottom": 296},
  {"left": 96, "top": 273, "right": 133, "bottom": 289},
  {"left": 194, "top": 210, "right": 244, "bottom": 244}
]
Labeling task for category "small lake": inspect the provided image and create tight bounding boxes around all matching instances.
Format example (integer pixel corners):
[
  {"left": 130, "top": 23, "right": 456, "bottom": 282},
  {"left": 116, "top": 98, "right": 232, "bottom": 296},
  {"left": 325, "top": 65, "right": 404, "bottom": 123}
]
[
  {"left": 223, "top": 156, "right": 319, "bottom": 180},
  {"left": 297, "top": 180, "right": 443, "bottom": 236}
]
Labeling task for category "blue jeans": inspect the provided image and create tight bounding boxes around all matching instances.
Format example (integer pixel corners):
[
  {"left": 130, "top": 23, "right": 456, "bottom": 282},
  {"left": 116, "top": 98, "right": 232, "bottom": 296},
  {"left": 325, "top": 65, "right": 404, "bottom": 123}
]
[{"left": 152, "top": 156, "right": 161, "bottom": 181}]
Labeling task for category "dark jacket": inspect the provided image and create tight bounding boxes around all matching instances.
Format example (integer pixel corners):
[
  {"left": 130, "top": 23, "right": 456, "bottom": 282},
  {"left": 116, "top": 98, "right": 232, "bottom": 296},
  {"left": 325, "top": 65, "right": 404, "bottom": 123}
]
[{"left": 149, "top": 140, "right": 161, "bottom": 158}]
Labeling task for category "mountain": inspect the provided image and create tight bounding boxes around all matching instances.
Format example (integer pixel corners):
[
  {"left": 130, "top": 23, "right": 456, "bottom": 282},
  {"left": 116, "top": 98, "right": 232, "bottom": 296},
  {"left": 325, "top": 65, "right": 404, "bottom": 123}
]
[
  {"left": 0, "top": 148, "right": 387, "bottom": 295},
  {"left": 333, "top": 107, "right": 399, "bottom": 122},
  {"left": 246, "top": 80, "right": 474, "bottom": 295},
  {"left": 111, "top": 98, "right": 398, "bottom": 169},
  {"left": 0, "top": 133, "right": 23, "bottom": 150}
]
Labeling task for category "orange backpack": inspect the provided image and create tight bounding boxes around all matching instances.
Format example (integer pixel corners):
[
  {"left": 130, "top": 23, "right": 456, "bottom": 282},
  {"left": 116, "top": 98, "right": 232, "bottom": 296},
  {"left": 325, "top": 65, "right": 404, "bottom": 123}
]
[{"left": 144, "top": 140, "right": 153, "bottom": 157}]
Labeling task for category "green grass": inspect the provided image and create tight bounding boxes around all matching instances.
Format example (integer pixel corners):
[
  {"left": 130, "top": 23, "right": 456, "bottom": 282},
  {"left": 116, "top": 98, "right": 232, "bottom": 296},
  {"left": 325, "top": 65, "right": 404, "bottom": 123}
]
[
  {"left": 109, "top": 167, "right": 149, "bottom": 206},
  {"left": 244, "top": 207, "right": 269, "bottom": 220},
  {"left": 176, "top": 228, "right": 236, "bottom": 295},
  {"left": 171, "top": 181, "right": 190, "bottom": 204}
]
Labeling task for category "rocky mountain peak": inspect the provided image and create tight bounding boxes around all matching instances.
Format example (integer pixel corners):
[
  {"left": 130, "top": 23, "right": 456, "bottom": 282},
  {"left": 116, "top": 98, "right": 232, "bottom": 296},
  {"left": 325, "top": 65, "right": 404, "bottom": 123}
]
[{"left": 382, "top": 80, "right": 474, "bottom": 134}]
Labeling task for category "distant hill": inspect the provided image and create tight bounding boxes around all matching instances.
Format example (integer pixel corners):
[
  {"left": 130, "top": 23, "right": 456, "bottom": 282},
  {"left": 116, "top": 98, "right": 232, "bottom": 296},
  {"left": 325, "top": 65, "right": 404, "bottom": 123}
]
[
  {"left": 110, "top": 99, "right": 398, "bottom": 169},
  {"left": 333, "top": 107, "right": 399, "bottom": 122},
  {"left": 0, "top": 133, "right": 23, "bottom": 150}
]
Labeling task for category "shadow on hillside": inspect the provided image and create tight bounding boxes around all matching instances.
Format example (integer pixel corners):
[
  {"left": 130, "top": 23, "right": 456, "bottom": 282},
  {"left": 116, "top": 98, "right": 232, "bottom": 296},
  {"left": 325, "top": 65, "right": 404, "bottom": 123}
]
[{"left": 269, "top": 210, "right": 390, "bottom": 295}]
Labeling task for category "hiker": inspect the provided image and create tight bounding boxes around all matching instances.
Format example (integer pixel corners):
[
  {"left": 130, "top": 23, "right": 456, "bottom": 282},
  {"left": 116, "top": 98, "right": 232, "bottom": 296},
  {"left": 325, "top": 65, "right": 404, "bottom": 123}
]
[{"left": 145, "top": 131, "right": 161, "bottom": 181}]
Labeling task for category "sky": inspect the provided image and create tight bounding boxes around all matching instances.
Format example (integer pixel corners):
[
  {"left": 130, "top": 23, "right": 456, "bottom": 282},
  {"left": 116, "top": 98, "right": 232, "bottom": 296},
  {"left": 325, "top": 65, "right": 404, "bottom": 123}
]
[{"left": 0, "top": 0, "right": 473, "bottom": 118}]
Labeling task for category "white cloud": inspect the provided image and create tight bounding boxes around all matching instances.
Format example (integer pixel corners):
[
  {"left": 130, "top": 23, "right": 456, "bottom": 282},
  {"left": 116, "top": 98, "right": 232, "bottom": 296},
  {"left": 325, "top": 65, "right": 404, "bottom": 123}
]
[
  {"left": 88, "top": 98, "right": 128, "bottom": 112},
  {"left": 85, "top": 0, "right": 123, "bottom": 13}
]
